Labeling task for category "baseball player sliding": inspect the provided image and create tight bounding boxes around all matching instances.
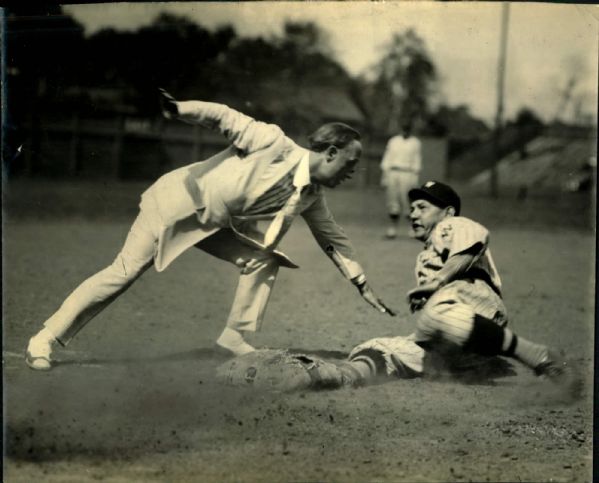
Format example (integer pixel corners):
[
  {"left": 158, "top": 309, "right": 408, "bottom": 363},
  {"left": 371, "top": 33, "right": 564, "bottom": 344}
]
[{"left": 219, "top": 181, "right": 580, "bottom": 400}]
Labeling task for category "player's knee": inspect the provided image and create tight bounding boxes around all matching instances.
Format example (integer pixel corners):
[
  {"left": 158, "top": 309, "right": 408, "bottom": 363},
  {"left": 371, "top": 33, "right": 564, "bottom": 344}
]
[
  {"left": 416, "top": 306, "right": 443, "bottom": 337},
  {"left": 417, "top": 303, "right": 472, "bottom": 347},
  {"left": 463, "top": 314, "right": 505, "bottom": 356}
]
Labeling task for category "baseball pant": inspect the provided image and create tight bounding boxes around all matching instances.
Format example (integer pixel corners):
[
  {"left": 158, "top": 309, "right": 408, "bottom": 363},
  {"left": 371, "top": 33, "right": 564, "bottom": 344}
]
[
  {"left": 414, "top": 279, "right": 508, "bottom": 352},
  {"left": 44, "top": 211, "right": 279, "bottom": 345},
  {"left": 384, "top": 171, "right": 419, "bottom": 217}
]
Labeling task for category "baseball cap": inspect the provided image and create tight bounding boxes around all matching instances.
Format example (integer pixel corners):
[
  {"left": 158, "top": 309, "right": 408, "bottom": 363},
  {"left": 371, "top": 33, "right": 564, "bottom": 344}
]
[{"left": 408, "top": 181, "right": 461, "bottom": 215}]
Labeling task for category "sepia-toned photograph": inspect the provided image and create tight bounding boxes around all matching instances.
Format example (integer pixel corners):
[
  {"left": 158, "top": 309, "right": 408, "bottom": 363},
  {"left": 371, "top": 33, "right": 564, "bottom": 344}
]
[{"left": 3, "top": 2, "right": 597, "bottom": 482}]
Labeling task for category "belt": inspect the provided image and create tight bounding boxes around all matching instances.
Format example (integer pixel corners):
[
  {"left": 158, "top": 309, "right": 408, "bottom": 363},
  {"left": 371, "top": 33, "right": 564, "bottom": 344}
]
[{"left": 460, "top": 268, "right": 502, "bottom": 297}]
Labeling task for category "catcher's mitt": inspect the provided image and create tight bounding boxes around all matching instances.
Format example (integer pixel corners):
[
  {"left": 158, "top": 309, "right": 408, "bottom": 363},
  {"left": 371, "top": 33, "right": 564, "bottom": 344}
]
[{"left": 215, "top": 349, "right": 364, "bottom": 392}]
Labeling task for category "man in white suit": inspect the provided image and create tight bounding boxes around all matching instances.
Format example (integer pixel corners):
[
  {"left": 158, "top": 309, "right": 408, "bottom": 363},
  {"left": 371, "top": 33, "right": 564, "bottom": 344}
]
[{"left": 26, "top": 90, "right": 395, "bottom": 370}]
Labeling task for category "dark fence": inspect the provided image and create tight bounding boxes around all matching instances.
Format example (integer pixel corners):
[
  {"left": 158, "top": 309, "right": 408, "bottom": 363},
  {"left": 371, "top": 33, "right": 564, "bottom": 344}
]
[{"left": 12, "top": 112, "right": 448, "bottom": 187}]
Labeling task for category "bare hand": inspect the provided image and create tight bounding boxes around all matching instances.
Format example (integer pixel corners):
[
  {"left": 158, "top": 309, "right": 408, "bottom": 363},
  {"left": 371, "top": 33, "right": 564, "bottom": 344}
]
[
  {"left": 235, "top": 256, "right": 269, "bottom": 275},
  {"left": 159, "top": 88, "right": 178, "bottom": 119},
  {"left": 407, "top": 281, "right": 439, "bottom": 312},
  {"left": 359, "top": 283, "right": 397, "bottom": 316}
]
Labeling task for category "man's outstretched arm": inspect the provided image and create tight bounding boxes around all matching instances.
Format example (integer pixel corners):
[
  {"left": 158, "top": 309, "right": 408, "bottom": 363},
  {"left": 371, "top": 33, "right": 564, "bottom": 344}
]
[
  {"left": 302, "top": 194, "right": 396, "bottom": 316},
  {"left": 159, "top": 88, "right": 283, "bottom": 154}
]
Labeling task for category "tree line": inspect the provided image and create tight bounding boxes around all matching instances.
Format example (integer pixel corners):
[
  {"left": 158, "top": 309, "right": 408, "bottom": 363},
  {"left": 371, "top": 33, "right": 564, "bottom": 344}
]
[{"left": 5, "top": 6, "right": 544, "bottom": 164}]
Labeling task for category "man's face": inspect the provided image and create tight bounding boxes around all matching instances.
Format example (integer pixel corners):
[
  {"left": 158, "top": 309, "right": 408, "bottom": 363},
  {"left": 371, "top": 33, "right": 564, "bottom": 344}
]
[
  {"left": 318, "top": 140, "right": 362, "bottom": 188},
  {"left": 409, "top": 199, "right": 449, "bottom": 241}
]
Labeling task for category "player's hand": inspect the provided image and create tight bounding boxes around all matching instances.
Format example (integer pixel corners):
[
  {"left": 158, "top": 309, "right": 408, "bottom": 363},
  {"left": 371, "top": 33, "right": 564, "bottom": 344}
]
[
  {"left": 407, "top": 282, "right": 438, "bottom": 312},
  {"left": 408, "top": 297, "right": 427, "bottom": 313},
  {"left": 359, "top": 282, "right": 397, "bottom": 316},
  {"left": 235, "top": 255, "right": 269, "bottom": 275},
  {"left": 159, "top": 88, "right": 179, "bottom": 119}
]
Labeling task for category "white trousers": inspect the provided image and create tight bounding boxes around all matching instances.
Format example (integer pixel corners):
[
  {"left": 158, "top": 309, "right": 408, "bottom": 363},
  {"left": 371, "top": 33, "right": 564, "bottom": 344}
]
[
  {"left": 384, "top": 171, "right": 419, "bottom": 217},
  {"left": 44, "top": 211, "right": 279, "bottom": 345}
]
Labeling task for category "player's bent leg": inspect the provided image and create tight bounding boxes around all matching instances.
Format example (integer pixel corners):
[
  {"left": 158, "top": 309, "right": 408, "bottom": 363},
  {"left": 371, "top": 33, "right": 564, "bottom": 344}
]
[
  {"left": 216, "top": 337, "right": 425, "bottom": 392},
  {"left": 348, "top": 336, "right": 425, "bottom": 378},
  {"left": 27, "top": 212, "right": 156, "bottom": 371},
  {"left": 416, "top": 301, "right": 581, "bottom": 399},
  {"left": 416, "top": 300, "right": 476, "bottom": 348}
]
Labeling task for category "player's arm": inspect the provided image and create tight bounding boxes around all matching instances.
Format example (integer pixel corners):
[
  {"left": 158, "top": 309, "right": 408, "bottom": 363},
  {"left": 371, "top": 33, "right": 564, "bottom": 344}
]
[
  {"left": 301, "top": 194, "right": 396, "bottom": 316},
  {"left": 407, "top": 250, "right": 478, "bottom": 302},
  {"left": 159, "top": 88, "right": 282, "bottom": 154},
  {"left": 407, "top": 218, "right": 488, "bottom": 310}
]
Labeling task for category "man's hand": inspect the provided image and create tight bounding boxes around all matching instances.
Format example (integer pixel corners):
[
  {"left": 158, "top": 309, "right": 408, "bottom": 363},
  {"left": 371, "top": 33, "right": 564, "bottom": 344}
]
[
  {"left": 159, "top": 88, "right": 179, "bottom": 120},
  {"left": 358, "top": 282, "right": 397, "bottom": 317},
  {"left": 235, "top": 255, "right": 271, "bottom": 275},
  {"left": 407, "top": 281, "right": 439, "bottom": 313}
]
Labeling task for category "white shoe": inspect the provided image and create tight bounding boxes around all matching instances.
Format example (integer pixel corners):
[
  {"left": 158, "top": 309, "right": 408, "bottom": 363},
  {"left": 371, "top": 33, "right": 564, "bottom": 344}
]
[
  {"left": 216, "top": 328, "right": 256, "bottom": 357},
  {"left": 25, "top": 334, "right": 55, "bottom": 371}
]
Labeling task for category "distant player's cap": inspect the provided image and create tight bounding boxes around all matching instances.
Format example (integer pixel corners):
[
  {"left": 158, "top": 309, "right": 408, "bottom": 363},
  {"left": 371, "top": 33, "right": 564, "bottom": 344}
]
[{"left": 408, "top": 181, "right": 461, "bottom": 215}]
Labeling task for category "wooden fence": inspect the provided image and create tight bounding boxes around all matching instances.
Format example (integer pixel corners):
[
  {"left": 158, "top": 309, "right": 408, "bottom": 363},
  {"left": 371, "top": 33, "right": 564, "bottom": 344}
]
[{"left": 17, "top": 113, "right": 448, "bottom": 187}]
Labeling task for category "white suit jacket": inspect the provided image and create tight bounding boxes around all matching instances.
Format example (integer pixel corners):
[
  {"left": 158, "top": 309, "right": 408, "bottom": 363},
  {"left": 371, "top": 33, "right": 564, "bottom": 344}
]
[{"left": 139, "top": 101, "right": 364, "bottom": 281}]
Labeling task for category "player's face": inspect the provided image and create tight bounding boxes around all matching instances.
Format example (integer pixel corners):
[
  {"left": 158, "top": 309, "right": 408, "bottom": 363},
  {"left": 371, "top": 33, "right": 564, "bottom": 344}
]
[
  {"left": 317, "top": 140, "right": 362, "bottom": 188},
  {"left": 409, "top": 199, "right": 448, "bottom": 241}
]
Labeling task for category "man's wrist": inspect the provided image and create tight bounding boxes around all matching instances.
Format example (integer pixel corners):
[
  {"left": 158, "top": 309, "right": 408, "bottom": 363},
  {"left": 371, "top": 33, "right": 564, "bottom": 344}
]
[
  {"left": 429, "top": 276, "right": 445, "bottom": 290},
  {"left": 351, "top": 274, "right": 367, "bottom": 292}
]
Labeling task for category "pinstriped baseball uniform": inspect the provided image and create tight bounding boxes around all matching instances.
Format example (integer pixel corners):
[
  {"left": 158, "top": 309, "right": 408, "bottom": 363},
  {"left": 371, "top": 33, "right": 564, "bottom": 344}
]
[{"left": 413, "top": 216, "right": 508, "bottom": 347}]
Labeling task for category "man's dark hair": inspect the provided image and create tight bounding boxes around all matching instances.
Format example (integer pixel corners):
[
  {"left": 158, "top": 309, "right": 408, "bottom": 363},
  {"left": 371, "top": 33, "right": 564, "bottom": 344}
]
[{"left": 308, "top": 122, "right": 361, "bottom": 152}]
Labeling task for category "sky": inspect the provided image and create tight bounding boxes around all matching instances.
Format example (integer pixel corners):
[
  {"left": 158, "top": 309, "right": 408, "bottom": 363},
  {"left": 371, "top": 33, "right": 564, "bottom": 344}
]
[{"left": 64, "top": 2, "right": 599, "bottom": 124}]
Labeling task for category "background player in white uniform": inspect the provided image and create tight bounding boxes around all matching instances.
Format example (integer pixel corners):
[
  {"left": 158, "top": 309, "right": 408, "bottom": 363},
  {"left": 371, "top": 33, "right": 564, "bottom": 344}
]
[{"left": 380, "top": 121, "right": 422, "bottom": 239}]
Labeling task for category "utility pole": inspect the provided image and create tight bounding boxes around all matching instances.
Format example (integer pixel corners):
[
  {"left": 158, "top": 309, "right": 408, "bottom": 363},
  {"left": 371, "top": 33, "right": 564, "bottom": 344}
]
[{"left": 491, "top": 2, "right": 510, "bottom": 198}]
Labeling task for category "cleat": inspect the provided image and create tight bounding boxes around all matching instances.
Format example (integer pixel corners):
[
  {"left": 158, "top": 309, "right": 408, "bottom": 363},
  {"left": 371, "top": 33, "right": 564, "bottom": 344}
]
[
  {"left": 25, "top": 336, "right": 54, "bottom": 371},
  {"left": 534, "top": 356, "right": 583, "bottom": 401}
]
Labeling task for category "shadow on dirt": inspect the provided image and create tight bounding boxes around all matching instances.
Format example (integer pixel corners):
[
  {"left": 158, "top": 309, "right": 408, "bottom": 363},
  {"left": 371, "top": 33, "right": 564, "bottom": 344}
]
[{"left": 53, "top": 347, "right": 230, "bottom": 368}]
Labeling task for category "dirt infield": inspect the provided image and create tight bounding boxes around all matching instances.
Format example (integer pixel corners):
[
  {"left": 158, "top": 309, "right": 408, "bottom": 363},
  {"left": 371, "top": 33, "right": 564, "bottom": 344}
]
[{"left": 3, "top": 185, "right": 595, "bottom": 482}]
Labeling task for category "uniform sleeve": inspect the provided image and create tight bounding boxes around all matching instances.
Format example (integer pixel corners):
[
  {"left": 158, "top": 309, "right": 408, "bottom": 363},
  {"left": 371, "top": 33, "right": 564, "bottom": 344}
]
[
  {"left": 301, "top": 192, "right": 364, "bottom": 280},
  {"left": 431, "top": 217, "right": 489, "bottom": 259},
  {"left": 176, "top": 101, "right": 283, "bottom": 154}
]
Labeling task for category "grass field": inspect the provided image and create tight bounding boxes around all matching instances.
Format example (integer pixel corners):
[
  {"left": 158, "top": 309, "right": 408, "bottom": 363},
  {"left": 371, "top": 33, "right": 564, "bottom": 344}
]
[{"left": 3, "top": 181, "right": 595, "bottom": 482}]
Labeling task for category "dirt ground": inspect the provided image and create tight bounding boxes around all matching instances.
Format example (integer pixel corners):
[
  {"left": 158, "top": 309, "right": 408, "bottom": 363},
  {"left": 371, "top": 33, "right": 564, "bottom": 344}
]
[{"left": 3, "top": 184, "right": 595, "bottom": 482}]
